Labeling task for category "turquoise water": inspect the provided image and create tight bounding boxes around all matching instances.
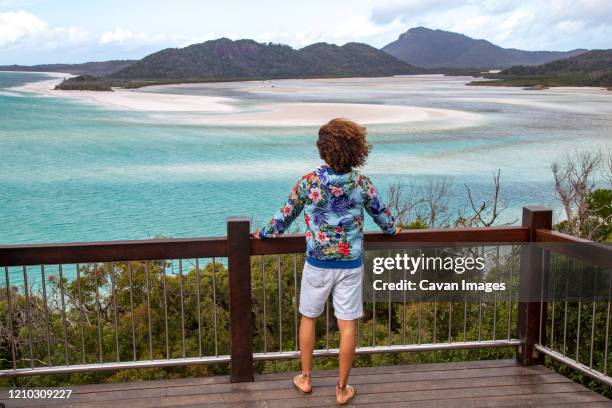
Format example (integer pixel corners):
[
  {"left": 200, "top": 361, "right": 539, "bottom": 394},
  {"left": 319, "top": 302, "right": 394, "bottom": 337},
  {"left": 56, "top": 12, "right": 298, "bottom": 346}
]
[{"left": 1, "top": 72, "right": 611, "bottom": 246}]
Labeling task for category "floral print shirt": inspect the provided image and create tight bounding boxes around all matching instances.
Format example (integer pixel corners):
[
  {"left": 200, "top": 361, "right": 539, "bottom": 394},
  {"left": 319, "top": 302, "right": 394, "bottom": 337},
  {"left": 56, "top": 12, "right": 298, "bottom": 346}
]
[{"left": 259, "top": 165, "right": 396, "bottom": 268}]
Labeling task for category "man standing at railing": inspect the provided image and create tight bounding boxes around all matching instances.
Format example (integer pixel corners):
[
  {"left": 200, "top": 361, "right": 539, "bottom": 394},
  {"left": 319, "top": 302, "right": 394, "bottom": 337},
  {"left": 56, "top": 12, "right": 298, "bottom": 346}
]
[{"left": 253, "top": 118, "right": 400, "bottom": 405}]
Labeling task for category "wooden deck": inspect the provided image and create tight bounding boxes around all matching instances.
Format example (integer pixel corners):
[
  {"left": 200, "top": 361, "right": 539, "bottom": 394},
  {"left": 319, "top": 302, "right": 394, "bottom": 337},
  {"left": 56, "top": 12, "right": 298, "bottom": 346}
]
[{"left": 1, "top": 360, "right": 611, "bottom": 408}]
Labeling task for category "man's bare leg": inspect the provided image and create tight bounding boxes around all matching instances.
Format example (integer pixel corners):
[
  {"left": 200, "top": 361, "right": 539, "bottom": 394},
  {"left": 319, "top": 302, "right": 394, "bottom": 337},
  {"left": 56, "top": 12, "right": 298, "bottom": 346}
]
[
  {"left": 336, "top": 319, "right": 356, "bottom": 404},
  {"left": 296, "top": 315, "right": 316, "bottom": 392}
]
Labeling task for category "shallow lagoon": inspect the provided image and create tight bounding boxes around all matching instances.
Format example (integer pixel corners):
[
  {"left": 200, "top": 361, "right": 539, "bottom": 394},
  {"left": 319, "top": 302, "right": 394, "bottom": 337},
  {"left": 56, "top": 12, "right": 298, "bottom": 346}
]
[{"left": 1, "top": 73, "right": 611, "bottom": 245}]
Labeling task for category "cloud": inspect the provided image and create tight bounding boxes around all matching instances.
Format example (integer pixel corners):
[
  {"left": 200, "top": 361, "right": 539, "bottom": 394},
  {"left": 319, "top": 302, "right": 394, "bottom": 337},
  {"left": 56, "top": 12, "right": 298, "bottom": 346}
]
[
  {"left": 0, "top": 0, "right": 36, "bottom": 7},
  {"left": 543, "top": 0, "right": 612, "bottom": 26},
  {"left": 0, "top": 11, "right": 47, "bottom": 46},
  {"left": 2, "top": 1, "right": 611, "bottom": 65},
  {"left": 368, "top": 0, "right": 612, "bottom": 51},
  {"left": 99, "top": 27, "right": 178, "bottom": 46},
  {"left": 254, "top": 15, "right": 406, "bottom": 49},
  {"left": 370, "top": 0, "right": 554, "bottom": 26},
  {"left": 0, "top": 10, "right": 88, "bottom": 50},
  {"left": 181, "top": 33, "right": 219, "bottom": 47},
  {"left": 371, "top": 0, "right": 460, "bottom": 24},
  {"left": 554, "top": 20, "right": 585, "bottom": 34}
]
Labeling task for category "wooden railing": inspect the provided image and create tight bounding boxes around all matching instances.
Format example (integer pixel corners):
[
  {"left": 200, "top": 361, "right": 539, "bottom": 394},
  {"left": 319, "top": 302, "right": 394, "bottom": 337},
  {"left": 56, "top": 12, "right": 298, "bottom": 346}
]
[{"left": 1, "top": 206, "right": 610, "bottom": 388}]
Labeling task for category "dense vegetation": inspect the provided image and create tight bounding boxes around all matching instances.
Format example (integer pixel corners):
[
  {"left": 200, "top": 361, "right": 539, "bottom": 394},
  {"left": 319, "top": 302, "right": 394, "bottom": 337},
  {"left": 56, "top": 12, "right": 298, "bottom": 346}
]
[
  {"left": 112, "top": 38, "right": 423, "bottom": 80},
  {"left": 382, "top": 27, "right": 584, "bottom": 69},
  {"left": 470, "top": 50, "right": 612, "bottom": 87},
  {"left": 55, "top": 38, "right": 423, "bottom": 90},
  {"left": 0, "top": 252, "right": 521, "bottom": 387},
  {"left": 54, "top": 75, "right": 114, "bottom": 91},
  {"left": 112, "top": 39, "right": 316, "bottom": 80},
  {"left": 297, "top": 42, "right": 423, "bottom": 77},
  {"left": 1, "top": 250, "right": 610, "bottom": 397}
]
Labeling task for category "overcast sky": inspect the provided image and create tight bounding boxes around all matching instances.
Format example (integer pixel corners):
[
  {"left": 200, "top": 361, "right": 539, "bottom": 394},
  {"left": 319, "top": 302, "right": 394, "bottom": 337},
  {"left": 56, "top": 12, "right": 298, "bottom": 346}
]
[{"left": 1, "top": 0, "right": 611, "bottom": 65}]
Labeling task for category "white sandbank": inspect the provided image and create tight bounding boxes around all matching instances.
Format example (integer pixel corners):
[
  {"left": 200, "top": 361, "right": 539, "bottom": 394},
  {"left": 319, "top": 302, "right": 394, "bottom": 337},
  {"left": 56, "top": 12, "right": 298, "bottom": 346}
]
[
  {"left": 163, "top": 102, "right": 473, "bottom": 127},
  {"left": 11, "top": 74, "right": 236, "bottom": 113},
  {"left": 8, "top": 72, "right": 72, "bottom": 93},
  {"left": 13, "top": 73, "right": 480, "bottom": 127},
  {"left": 63, "top": 89, "right": 237, "bottom": 113}
]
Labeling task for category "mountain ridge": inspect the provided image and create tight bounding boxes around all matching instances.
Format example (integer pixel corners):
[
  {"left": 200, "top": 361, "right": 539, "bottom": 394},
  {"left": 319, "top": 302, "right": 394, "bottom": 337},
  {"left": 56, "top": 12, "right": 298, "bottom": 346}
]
[
  {"left": 470, "top": 49, "right": 612, "bottom": 87},
  {"left": 382, "top": 27, "right": 586, "bottom": 69},
  {"left": 0, "top": 60, "right": 136, "bottom": 76},
  {"left": 109, "top": 38, "right": 424, "bottom": 80}
]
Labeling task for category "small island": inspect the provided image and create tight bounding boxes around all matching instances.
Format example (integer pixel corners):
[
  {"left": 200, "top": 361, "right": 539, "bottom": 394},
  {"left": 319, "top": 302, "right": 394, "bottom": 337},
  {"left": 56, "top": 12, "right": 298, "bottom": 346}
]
[{"left": 55, "top": 75, "right": 115, "bottom": 91}]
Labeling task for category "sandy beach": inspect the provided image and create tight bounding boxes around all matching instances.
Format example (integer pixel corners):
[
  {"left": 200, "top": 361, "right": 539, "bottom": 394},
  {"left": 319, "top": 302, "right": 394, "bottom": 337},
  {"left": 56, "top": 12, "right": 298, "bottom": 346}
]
[
  {"left": 11, "top": 74, "right": 237, "bottom": 113},
  {"left": 12, "top": 73, "right": 481, "bottom": 127},
  {"left": 161, "top": 102, "right": 473, "bottom": 127}
]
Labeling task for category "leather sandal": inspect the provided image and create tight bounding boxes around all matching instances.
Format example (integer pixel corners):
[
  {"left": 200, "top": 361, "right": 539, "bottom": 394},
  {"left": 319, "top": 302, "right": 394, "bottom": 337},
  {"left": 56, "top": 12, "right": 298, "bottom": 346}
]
[
  {"left": 336, "top": 382, "right": 355, "bottom": 405},
  {"left": 292, "top": 372, "right": 312, "bottom": 394}
]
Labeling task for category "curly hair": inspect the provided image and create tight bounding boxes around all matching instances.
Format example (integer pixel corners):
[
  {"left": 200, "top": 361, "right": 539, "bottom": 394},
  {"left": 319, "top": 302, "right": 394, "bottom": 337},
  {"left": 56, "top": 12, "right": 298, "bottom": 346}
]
[{"left": 316, "top": 118, "right": 371, "bottom": 174}]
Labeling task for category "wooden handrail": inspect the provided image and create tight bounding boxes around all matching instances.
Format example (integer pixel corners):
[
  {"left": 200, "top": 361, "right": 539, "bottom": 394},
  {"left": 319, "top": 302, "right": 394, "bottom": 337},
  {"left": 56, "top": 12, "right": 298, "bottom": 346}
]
[
  {"left": 1, "top": 226, "right": 531, "bottom": 266},
  {"left": 0, "top": 236, "right": 228, "bottom": 266},
  {"left": 250, "top": 226, "right": 531, "bottom": 255},
  {"left": 535, "top": 229, "right": 612, "bottom": 268},
  {"left": 535, "top": 229, "right": 592, "bottom": 243},
  {"left": 2, "top": 225, "right": 608, "bottom": 268}
]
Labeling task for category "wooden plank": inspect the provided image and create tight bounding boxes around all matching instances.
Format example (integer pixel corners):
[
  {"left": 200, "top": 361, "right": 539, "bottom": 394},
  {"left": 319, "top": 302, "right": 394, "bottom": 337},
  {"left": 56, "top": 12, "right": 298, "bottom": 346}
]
[
  {"left": 250, "top": 227, "right": 530, "bottom": 255},
  {"left": 16, "top": 380, "right": 599, "bottom": 408},
  {"left": 349, "top": 393, "right": 612, "bottom": 408},
  {"left": 536, "top": 229, "right": 591, "bottom": 243},
  {"left": 2, "top": 360, "right": 606, "bottom": 408},
  {"left": 1, "top": 365, "right": 558, "bottom": 406},
  {"left": 535, "top": 230, "right": 612, "bottom": 268},
  {"left": 540, "top": 403, "right": 612, "bottom": 407},
  {"left": 364, "top": 226, "right": 530, "bottom": 245},
  {"left": 254, "top": 358, "right": 527, "bottom": 381},
  {"left": 192, "top": 383, "right": 604, "bottom": 408},
  {"left": 157, "top": 372, "right": 571, "bottom": 399},
  {"left": 227, "top": 217, "right": 254, "bottom": 382},
  {"left": 0, "top": 360, "right": 528, "bottom": 401},
  {"left": 517, "top": 206, "right": 552, "bottom": 366},
  {"left": 56, "top": 373, "right": 231, "bottom": 394},
  {"left": 0, "top": 226, "right": 532, "bottom": 266},
  {"left": 4, "top": 366, "right": 575, "bottom": 407},
  {"left": 209, "top": 393, "right": 612, "bottom": 408},
  {"left": 0, "top": 237, "right": 227, "bottom": 266},
  {"left": 12, "top": 389, "right": 607, "bottom": 408}
]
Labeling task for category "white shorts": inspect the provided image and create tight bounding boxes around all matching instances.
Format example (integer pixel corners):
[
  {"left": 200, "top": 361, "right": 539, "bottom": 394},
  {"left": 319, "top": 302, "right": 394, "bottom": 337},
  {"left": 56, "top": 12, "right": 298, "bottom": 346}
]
[{"left": 299, "top": 262, "right": 363, "bottom": 321}]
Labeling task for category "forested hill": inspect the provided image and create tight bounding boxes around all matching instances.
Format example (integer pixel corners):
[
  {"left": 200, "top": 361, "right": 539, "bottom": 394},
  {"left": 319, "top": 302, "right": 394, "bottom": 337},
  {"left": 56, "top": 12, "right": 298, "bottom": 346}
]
[
  {"left": 0, "top": 60, "right": 136, "bottom": 76},
  {"left": 298, "top": 42, "right": 423, "bottom": 76},
  {"left": 110, "top": 38, "right": 424, "bottom": 81},
  {"left": 471, "top": 49, "right": 612, "bottom": 87},
  {"left": 500, "top": 49, "right": 612, "bottom": 77},
  {"left": 382, "top": 27, "right": 585, "bottom": 69}
]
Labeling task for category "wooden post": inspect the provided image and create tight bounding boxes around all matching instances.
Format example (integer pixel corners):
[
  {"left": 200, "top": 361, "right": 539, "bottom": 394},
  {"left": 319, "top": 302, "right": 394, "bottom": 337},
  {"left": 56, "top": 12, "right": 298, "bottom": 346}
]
[
  {"left": 517, "top": 206, "right": 552, "bottom": 366},
  {"left": 227, "top": 217, "right": 254, "bottom": 382}
]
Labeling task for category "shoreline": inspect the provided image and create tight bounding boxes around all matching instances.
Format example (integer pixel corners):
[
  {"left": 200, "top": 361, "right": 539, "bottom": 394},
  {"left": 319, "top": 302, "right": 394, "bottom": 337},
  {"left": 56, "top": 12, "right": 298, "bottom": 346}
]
[
  {"left": 9, "top": 72, "right": 483, "bottom": 127},
  {"left": 9, "top": 72, "right": 74, "bottom": 93},
  {"left": 10, "top": 73, "right": 237, "bottom": 113}
]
